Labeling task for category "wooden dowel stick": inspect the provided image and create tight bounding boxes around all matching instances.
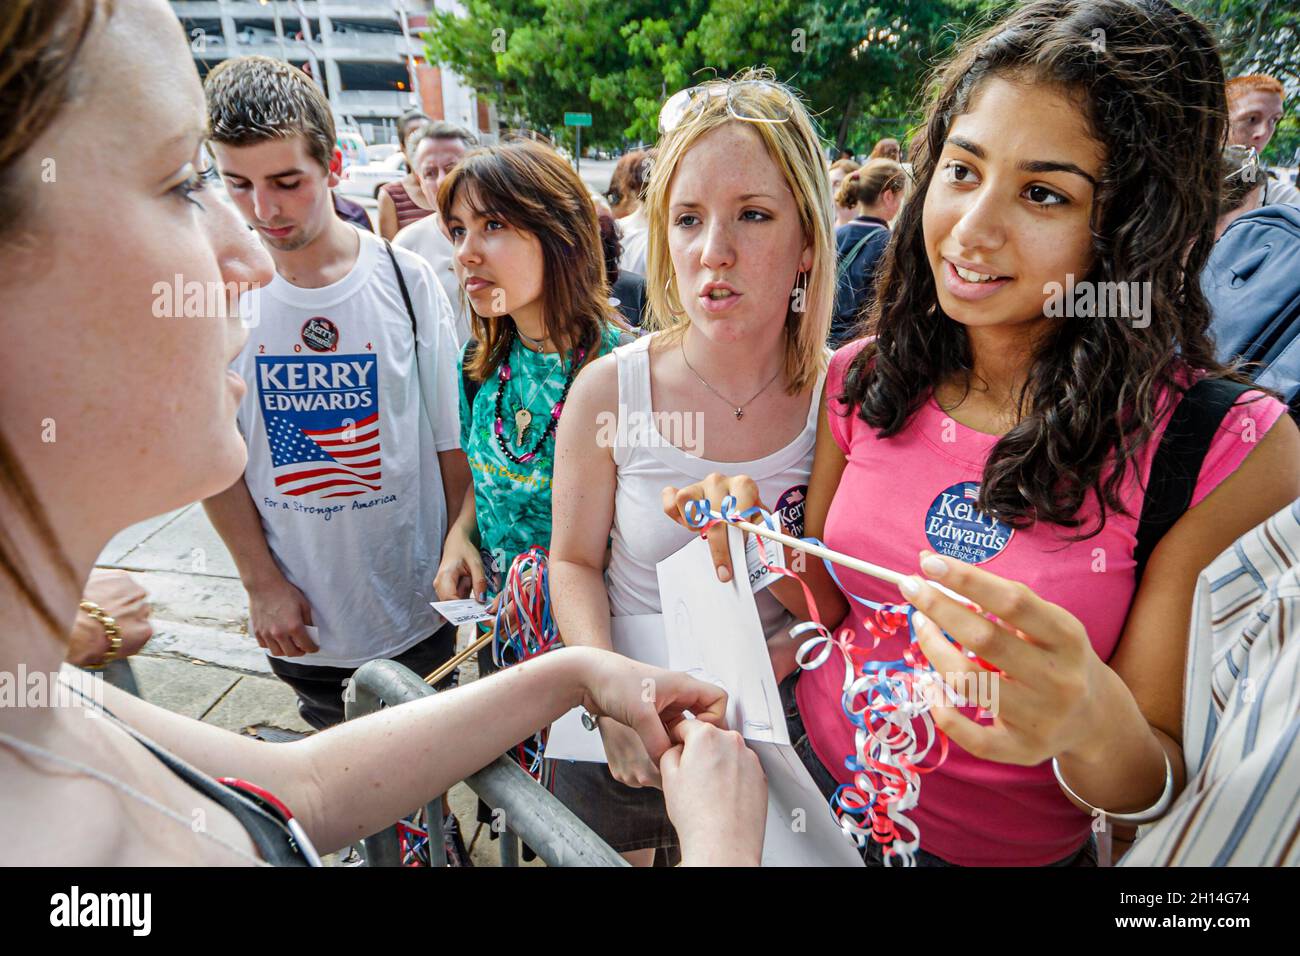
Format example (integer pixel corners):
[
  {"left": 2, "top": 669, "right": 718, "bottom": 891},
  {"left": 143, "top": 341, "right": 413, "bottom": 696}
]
[
  {"left": 733, "top": 519, "right": 907, "bottom": 585},
  {"left": 425, "top": 630, "right": 494, "bottom": 686},
  {"left": 731, "top": 518, "right": 972, "bottom": 606}
]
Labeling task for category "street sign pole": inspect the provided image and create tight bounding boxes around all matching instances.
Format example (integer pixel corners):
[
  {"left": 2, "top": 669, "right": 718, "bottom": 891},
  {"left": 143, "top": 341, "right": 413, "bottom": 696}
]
[{"left": 563, "top": 112, "right": 593, "bottom": 175}]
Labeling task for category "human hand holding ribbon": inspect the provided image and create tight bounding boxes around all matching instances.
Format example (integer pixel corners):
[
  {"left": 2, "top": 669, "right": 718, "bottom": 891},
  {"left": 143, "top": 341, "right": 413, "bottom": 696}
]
[{"left": 676, "top": 493, "right": 998, "bottom": 866}]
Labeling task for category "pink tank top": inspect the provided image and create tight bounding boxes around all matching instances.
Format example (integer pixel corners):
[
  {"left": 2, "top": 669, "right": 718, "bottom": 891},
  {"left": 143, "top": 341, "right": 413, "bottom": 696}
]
[{"left": 795, "top": 338, "right": 1288, "bottom": 865}]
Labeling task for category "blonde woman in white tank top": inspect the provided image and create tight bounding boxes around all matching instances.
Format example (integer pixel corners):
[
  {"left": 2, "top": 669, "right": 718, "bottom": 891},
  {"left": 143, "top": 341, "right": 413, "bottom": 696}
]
[{"left": 548, "top": 72, "right": 839, "bottom": 865}]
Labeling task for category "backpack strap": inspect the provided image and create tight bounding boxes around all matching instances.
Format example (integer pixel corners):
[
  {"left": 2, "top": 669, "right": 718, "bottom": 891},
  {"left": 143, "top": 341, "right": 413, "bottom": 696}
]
[
  {"left": 836, "top": 225, "right": 882, "bottom": 285},
  {"left": 384, "top": 238, "right": 442, "bottom": 436},
  {"left": 382, "top": 238, "right": 418, "bottom": 340},
  {"left": 1133, "top": 377, "right": 1255, "bottom": 584}
]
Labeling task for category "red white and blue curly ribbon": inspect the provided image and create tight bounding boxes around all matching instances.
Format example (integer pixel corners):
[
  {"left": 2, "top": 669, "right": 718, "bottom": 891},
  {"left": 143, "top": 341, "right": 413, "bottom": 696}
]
[
  {"left": 490, "top": 546, "right": 562, "bottom": 777},
  {"left": 683, "top": 494, "right": 958, "bottom": 867}
]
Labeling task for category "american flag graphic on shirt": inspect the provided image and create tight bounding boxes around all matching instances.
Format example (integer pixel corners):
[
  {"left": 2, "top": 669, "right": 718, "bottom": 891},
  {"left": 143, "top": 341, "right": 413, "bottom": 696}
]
[{"left": 257, "top": 353, "right": 382, "bottom": 498}]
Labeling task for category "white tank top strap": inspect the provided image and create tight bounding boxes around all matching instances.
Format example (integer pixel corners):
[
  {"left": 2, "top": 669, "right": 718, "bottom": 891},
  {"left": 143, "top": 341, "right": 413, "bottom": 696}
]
[
  {"left": 807, "top": 350, "right": 828, "bottom": 432},
  {"left": 612, "top": 332, "right": 655, "bottom": 469}
]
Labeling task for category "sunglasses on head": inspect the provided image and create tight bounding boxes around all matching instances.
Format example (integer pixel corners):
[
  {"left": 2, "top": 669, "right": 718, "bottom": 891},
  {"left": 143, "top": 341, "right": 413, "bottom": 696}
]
[{"left": 657, "top": 79, "right": 796, "bottom": 136}]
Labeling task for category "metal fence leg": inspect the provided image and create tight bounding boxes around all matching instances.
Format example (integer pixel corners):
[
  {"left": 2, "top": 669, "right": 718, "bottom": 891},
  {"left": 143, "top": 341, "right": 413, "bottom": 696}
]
[
  {"left": 499, "top": 830, "right": 520, "bottom": 867},
  {"left": 346, "top": 659, "right": 628, "bottom": 867},
  {"left": 360, "top": 826, "right": 403, "bottom": 866},
  {"left": 348, "top": 662, "right": 430, "bottom": 867},
  {"left": 428, "top": 799, "right": 447, "bottom": 867}
]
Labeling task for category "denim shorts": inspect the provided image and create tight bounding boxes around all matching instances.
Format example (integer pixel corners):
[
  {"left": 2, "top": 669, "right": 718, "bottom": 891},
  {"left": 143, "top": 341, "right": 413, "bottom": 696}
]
[{"left": 779, "top": 671, "right": 1097, "bottom": 868}]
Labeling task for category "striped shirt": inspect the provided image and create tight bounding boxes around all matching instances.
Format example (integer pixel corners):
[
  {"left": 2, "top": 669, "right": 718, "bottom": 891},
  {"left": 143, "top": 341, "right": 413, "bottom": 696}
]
[
  {"left": 1121, "top": 497, "right": 1300, "bottom": 866},
  {"left": 381, "top": 180, "right": 434, "bottom": 233}
]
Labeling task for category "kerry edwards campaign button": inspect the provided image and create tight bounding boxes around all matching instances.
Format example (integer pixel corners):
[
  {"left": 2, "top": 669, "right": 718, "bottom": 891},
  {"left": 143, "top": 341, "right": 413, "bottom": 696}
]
[
  {"left": 923, "top": 481, "right": 1013, "bottom": 565},
  {"left": 773, "top": 484, "right": 808, "bottom": 537},
  {"left": 301, "top": 316, "right": 339, "bottom": 352}
]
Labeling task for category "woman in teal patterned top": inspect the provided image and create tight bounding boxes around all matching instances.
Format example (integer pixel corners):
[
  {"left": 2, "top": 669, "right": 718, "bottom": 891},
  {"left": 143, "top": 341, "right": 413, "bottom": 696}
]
[{"left": 433, "top": 140, "right": 628, "bottom": 604}]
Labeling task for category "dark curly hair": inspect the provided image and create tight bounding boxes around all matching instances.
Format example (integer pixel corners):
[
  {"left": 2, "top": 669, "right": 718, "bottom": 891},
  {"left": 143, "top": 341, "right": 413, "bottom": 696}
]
[{"left": 842, "top": 0, "right": 1260, "bottom": 538}]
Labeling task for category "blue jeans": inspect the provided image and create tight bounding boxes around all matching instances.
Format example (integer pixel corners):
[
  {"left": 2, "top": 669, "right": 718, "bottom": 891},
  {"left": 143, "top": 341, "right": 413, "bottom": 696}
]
[{"left": 778, "top": 672, "right": 1097, "bottom": 868}]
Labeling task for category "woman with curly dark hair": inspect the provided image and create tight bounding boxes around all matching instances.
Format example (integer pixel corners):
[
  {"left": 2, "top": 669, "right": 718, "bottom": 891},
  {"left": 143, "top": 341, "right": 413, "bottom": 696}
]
[{"left": 665, "top": 0, "right": 1300, "bottom": 866}]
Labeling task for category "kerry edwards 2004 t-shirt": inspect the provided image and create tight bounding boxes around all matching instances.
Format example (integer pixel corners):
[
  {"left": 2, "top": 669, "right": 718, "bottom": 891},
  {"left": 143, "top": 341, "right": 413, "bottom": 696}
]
[{"left": 233, "top": 228, "right": 461, "bottom": 667}]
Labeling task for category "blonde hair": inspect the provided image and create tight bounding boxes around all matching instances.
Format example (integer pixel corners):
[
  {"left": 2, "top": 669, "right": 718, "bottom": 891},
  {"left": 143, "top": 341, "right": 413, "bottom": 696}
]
[{"left": 642, "top": 68, "right": 833, "bottom": 394}]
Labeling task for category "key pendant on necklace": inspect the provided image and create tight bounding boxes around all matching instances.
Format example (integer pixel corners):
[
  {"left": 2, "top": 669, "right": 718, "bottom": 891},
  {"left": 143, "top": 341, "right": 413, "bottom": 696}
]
[{"left": 514, "top": 407, "right": 533, "bottom": 447}]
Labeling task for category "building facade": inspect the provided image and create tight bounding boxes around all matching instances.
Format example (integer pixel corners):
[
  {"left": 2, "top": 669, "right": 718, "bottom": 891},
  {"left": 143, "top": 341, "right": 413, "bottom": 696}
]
[{"left": 171, "top": 0, "right": 496, "bottom": 145}]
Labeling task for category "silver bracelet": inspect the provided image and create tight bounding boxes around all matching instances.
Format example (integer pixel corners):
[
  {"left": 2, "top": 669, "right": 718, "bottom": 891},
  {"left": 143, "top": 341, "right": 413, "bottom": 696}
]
[{"left": 1051, "top": 750, "right": 1175, "bottom": 825}]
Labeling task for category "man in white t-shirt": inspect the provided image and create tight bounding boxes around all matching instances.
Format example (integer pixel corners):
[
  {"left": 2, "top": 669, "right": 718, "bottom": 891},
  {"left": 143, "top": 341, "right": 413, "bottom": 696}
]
[
  {"left": 394, "top": 121, "right": 477, "bottom": 345},
  {"left": 202, "top": 57, "right": 470, "bottom": 738}
]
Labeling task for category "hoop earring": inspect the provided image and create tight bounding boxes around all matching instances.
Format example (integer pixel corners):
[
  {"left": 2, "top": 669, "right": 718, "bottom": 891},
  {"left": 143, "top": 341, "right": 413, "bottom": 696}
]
[
  {"left": 664, "top": 275, "right": 686, "bottom": 317},
  {"left": 790, "top": 270, "right": 809, "bottom": 313}
]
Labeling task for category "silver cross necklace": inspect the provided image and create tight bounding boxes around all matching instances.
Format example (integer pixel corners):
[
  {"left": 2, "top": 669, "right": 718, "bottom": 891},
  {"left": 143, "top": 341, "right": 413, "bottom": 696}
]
[{"left": 680, "top": 337, "right": 783, "bottom": 420}]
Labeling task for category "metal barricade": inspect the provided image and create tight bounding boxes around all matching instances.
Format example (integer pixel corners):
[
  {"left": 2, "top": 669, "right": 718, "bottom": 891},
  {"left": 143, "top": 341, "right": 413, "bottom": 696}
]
[{"left": 344, "top": 658, "right": 627, "bottom": 867}]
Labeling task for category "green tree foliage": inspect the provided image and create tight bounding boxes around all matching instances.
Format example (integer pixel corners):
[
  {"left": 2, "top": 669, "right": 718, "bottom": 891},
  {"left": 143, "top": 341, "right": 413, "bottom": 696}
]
[
  {"left": 1185, "top": 0, "right": 1299, "bottom": 86},
  {"left": 424, "top": 0, "right": 990, "bottom": 151},
  {"left": 424, "top": 0, "right": 1299, "bottom": 164}
]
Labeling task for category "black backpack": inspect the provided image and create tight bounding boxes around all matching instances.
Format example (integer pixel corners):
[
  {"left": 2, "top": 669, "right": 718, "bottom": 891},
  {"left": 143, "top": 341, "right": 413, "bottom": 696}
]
[
  {"left": 1134, "top": 376, "right": 1257, "bottom": 584},
  {"left": 832, "top": 221, "right": 887, "bottom": 341},
  {"left": 1203, "top": 203, "right": 1300, "bottom": 421}
]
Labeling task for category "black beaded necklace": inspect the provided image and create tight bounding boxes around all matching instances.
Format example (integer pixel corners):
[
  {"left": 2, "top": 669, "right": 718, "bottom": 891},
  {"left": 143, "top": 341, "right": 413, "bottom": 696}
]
[{"left": 493, "top": 326, "right": 587, "bottom": 465}]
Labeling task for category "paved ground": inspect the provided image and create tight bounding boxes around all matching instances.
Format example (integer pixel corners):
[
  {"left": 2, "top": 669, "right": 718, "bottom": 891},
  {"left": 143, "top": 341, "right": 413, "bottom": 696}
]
[{"left": 95, "top": 503, "right": 538, "bottom": 867}]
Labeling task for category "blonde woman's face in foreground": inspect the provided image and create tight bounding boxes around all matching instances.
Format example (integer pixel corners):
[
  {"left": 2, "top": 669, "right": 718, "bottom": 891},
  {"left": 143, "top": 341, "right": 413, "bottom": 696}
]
[
  {"left": 665, "top": 122, "right": 812, "bottom": 347},
  {"left": 0, "top": 0, "right": 272, "bottom": 555}
]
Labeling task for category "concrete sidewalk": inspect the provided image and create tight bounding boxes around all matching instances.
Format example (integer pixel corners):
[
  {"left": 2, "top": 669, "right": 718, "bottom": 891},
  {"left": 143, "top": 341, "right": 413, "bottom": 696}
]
[{"left": 95, "top": 504, "right": 526, "bottom": 866}]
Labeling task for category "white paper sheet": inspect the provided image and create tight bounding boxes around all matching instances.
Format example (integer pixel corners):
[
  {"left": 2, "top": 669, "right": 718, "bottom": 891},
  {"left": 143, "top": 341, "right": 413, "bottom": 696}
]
[
  {"left": 544, "top": 534, "right": 864, "bottom": 866},
  {"left": 656, "top": 527, "right": 788, "bottom": 746},
  {"left": 750, "top": 741, "right": 866, "bottom": 867}
]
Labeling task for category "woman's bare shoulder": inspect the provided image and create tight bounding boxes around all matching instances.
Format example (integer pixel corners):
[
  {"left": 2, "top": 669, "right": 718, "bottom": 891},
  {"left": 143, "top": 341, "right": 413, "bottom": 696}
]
[{"left": 0, "top": 714, "right": 260, "bottom": 866}]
